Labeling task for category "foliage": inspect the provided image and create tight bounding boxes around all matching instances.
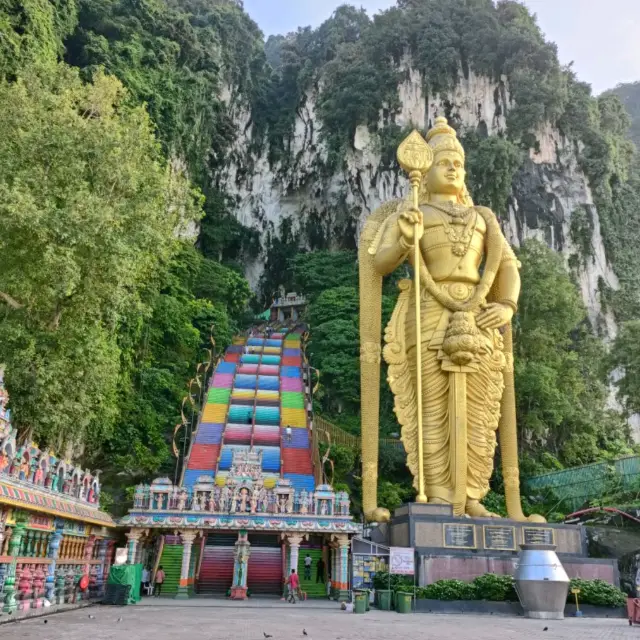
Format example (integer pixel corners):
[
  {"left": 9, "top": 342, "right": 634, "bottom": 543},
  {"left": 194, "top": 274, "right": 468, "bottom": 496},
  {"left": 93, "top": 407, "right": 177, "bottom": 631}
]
[
  {"left": 463, "top": 131, "right": 522, "bottom": 215},
  {"left": 610, "top": 321, "right": 640, "bottom": 416},
  {"left": 514, "top": 241, "right": 629, "bottom": 466},
  {"left": 372, "top": 570, "right": 413, "bottom": 593},
  {"left": 418, "top": 579, "right": 478, "bottom": 602},
  {"left": 0, "top": 64, "right": 200, "bottom": 452},
  {"left": 471, "top": 573, "right": 518, "bottom": 602},
  {"left": 0, "top": 0, "right": 77, "bottom": 79},
  {"left": 606, "top": 81, "right": 640, "bottom": 149},
  {"left": 568, "top": 578, "right": 626, "bottom": 608},
  {"left": 66, "top": 0, "right": 267, "bottom": 178}
]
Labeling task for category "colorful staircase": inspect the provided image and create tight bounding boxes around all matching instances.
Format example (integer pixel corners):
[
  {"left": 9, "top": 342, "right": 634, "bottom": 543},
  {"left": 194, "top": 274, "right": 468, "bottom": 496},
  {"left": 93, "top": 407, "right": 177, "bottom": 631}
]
[
  {"left": 181, "top": 330, "right": 315, "bottom": 493},
  {"left": 156, "top": 536, "right": 183, "bottom": 595},
  {"left": 181, "top": 329, "right": 315, "bottom": 596},
  {"left": 297, "top": 547, "right": 326, "bottom": 599},
  {"left": 197, "top": 534, "right": 236, "bottom": 595}
]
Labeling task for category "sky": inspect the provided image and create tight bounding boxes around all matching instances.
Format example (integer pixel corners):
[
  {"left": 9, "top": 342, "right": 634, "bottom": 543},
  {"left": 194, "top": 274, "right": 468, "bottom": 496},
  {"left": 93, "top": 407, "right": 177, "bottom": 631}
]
[{"left": 243, "top": 0, "right": 640, "bottom": 94}]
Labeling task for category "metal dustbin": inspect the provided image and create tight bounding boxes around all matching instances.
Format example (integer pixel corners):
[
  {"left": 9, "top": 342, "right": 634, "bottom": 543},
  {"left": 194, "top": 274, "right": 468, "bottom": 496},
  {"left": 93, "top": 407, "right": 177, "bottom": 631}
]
[
  {"left": 514, "top": 544, "right": 570, "bottom": 620},
  {"left": 377, "top": 589, "right": 392, "bottom": 611},
  {"left": 354, "top": 591, "right": 368, "bottom": 614},
  {"left": 396, "top": 591, "right": 413, "bottom": 614}
]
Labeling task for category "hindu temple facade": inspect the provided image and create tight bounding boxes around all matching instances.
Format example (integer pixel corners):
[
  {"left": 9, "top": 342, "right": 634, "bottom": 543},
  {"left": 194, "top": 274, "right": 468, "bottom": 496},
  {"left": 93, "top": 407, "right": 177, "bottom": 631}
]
[
  {"left": 0, "top": 369, "right": 116, "bottom": 614},
  {"left": 121, "top": 329, "right": 360, "bottom": 599}
]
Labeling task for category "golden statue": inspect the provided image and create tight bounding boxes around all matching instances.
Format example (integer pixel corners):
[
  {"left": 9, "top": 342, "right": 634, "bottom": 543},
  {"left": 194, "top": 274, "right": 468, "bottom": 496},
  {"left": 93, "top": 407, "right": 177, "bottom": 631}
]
[{"left": 359, "top": 118, "right": 544, "bottom": 524}]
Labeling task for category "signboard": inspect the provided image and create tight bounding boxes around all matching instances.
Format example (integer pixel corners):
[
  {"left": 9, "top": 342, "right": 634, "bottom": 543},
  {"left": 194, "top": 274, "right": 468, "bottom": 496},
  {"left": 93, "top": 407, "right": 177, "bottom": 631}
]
[
  {"left": 483, "top": 525, "right": 516, "bottom": 551},
  {"left": 523, "top": 527, "right": 555, "bottom": 546},
  {"left": 443, "top": 523, "right": 477, "bottom": 549},
  {"left": 114, "top": 548, "right": 128, "bottom": 565},
  {"left": 389, "top": 547, "right": 415, "bottom": 575}
]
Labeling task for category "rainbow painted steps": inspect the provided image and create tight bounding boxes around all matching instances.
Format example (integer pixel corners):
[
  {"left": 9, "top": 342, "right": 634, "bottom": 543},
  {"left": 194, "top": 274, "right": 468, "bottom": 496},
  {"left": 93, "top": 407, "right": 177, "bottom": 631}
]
[{"left": 182, "top": 330, "right": 314, "bottom": 493}]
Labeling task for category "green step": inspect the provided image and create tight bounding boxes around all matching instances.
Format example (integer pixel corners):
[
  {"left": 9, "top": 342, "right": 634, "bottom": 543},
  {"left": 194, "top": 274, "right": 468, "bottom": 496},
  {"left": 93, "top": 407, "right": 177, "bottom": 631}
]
[
  {"left": 158, "top": 545, "right": 183, "bottom": 594},
  {"left": 281, "top": 392, "right": 305, "bottom": 409},
  {"left": 207, "top": 388, "right": 231, "bottom": 404},
  {"left": 296, "top": 549, "right": 327, "bottom": 598}
]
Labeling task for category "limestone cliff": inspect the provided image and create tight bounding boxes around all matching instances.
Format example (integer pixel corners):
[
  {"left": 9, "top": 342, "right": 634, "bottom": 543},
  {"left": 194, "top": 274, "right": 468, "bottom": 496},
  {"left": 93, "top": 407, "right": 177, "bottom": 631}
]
[{"left": 218, "top": 66, "right": 619, "bottom": 338}]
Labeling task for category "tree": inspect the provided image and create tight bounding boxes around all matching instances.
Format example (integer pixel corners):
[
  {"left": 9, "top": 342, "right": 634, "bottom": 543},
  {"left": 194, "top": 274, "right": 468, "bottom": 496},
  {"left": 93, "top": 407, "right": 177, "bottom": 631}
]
[
  {"left": 0, "top": 64, "right": 201, "bottom": 451},
  {"left": 610, "top": 321, "right": 640, "bottom": 417},
  {"left": 514, "top": 241, "right": 629, "bottom": 467}
]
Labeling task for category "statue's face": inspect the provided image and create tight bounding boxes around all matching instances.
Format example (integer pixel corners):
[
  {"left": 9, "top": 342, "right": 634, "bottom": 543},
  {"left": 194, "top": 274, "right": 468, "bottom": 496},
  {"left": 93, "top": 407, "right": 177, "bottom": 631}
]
[{"left": 426, "top": 150, "right": 466, "bottom": 195}]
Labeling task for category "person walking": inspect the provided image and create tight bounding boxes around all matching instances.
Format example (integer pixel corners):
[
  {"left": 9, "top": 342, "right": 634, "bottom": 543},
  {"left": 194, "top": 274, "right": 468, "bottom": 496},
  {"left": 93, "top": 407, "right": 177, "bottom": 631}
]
[
  {"left": 303, "top": 553, "right": 312, "bottom": 580},
  {"left": 286, "top": 569, "right": 300, "bottom": 603},
  {"left": 316, "top": 556, "right": 325, "bottom": 583},
  {"left": 154, "top": 565, "right": 166, "bottom": 597},
  {"left": 141, "top": 566, "right": 151, "bottom": 597}
]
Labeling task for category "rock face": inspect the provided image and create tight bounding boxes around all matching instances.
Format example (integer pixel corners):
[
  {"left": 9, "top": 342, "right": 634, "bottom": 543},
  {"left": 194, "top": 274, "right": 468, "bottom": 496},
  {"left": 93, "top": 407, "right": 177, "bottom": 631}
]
[{"left": 219, "top": 65, "right": 619, "bottom": 338}]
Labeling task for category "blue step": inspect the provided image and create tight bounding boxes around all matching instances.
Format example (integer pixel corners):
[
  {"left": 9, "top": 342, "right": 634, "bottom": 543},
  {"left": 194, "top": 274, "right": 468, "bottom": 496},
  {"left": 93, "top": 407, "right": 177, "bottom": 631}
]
[
  {"left": 284, "top": 473, "right": 315, "bottom": 493},
  {"left": 195, "top": 423, "right": 224, "bottom": 445},
  {"left": 247, "top": 338, "right": 265, "bottom": 346},
  {"left": 235, "top": 374, "right": 258, "bottom": 390},
  {"left": 257, "top": 376, "right": 279, "bottom": 391},
  {"left": 282, "top": 428, "right": 309, "bottom": 449},
  {"left": 281, "top": 366, "right": 301, "bottom": 378},
  {"left": 257, "top": 446, "right": 281, "bottom": 472},
  {"left": 255, "top": 406, "right": 280, "bottom": 425},
  {"left": 215, "top": 362, "right": 237, "bottom": 374},
  {"left": 265, "top": 339, "right": 282, "bottom": 347}
]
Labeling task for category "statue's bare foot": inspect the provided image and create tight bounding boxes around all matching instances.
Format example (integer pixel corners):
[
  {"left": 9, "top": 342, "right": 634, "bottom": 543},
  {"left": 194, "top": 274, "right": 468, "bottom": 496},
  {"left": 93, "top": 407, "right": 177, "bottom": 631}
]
[
  {"left": 466, "top": 500, "right": 500, "bottom": 518},
  {"left": 366, "top": 507, "right": 391, "bottom": 523}
]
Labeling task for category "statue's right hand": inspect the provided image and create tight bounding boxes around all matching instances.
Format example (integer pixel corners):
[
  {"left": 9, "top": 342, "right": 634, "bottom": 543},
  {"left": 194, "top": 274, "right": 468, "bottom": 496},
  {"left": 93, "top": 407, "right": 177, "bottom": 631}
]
[{"left": 398, "top": 207, "right": 424, "bottom": 245}]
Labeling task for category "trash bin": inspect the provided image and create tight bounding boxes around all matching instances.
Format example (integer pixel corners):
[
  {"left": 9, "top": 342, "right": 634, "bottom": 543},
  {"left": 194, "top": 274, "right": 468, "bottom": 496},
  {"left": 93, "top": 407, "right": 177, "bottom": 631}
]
[
  {"left": 396, "top": 591, "right": 413, "bottom": 614},
  {"left": 354, "top": 591, "right": 368, "bottom": 614},
  {"left": 377, "top": 589, "right": 392, "bottom": 611}
]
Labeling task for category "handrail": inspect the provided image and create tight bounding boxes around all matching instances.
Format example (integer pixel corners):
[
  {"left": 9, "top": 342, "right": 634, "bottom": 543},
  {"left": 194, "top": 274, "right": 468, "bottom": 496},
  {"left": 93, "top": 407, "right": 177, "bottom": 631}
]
[{"left": 313, "top": 416, "right": 403, "bottom": 452}]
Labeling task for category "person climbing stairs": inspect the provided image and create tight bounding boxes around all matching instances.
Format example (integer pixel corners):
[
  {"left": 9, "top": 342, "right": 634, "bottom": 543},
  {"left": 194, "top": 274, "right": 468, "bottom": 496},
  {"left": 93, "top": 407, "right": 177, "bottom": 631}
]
[{"left": 296, "top": 548, "right": 326, "bottom": 599}]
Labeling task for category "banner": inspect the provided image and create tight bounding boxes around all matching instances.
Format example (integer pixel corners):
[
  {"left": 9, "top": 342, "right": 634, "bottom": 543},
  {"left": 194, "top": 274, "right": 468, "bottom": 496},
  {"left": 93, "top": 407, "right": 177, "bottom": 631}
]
[{"left": 389, "top": 547, "right": 415, "bottom": 575}]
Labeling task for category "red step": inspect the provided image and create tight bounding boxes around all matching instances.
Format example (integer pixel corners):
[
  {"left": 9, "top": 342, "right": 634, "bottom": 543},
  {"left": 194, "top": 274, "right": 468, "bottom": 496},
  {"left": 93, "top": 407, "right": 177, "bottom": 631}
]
[
  {"left": 187, "top": 444, "right": 220, "bottom": 470},
  {"left": 282, "top": 449, "right": 313, "bottom": 475}
]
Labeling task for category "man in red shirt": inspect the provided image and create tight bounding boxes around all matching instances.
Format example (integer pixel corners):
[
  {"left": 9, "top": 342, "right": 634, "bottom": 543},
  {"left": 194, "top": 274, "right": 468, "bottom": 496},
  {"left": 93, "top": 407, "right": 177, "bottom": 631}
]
[{"left": 286, "top": 569, "right": 300, "bottom": 603}]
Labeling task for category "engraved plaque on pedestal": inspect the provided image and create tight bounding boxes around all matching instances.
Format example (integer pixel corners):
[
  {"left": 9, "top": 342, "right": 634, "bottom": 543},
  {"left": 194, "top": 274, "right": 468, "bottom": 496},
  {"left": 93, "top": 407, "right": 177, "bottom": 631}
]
[
  {"left": 483, "top": 525, "right": 516, "bottom": 551},
  {"left": 443, "top": 523, "right": 476, "bottom": 549},
  {"left": 522, "top": 527, "right": 555, "bottom": 546}
]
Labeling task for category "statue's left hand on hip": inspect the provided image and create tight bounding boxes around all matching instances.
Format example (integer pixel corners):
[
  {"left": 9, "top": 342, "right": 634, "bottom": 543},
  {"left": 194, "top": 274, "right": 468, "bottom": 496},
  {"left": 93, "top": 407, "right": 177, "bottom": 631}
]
[{"left": 476, "top": 303, "right": 513, "bottom": 330}]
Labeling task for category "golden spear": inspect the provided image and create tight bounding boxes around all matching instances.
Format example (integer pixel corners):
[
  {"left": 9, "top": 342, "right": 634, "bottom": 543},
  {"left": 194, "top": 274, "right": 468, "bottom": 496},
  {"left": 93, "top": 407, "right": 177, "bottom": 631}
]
[{"left": 397, "top": 130, "right": 433, "bottom": 504}]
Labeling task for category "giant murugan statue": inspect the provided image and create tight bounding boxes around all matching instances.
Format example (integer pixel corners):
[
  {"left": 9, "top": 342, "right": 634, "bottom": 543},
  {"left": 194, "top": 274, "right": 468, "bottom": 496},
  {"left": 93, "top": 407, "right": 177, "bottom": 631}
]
[{"left": 359, "top": 118, "right": 544, "bottom": 524}]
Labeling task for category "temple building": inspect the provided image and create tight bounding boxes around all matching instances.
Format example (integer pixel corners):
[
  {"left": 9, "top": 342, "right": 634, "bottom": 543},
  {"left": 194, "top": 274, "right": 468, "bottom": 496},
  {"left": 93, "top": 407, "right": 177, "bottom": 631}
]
[
  {"left": 121, "top": 330, "right": 360, "bottom": 599},
  {"left": 0, "top": 369, "right": 116, "bottom": 613},
  {"left": 269, "top": 292, "right": 307, "bottom": 324}
]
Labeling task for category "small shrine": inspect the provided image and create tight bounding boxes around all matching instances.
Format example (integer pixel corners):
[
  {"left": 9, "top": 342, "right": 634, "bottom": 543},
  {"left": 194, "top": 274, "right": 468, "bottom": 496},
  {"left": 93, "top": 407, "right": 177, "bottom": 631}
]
[{"left": 0, "top": 370, "right": 116, "bottom": 613}]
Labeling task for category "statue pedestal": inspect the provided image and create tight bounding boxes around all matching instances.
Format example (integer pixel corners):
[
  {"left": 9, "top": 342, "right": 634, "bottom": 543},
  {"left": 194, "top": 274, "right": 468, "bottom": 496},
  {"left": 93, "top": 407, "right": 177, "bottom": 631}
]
[
  {"left": 372, "top": 503, "right": 618, "bottom": 587},
  {"left": 229, "top": 586, "right": 248, "bottom": 600}
]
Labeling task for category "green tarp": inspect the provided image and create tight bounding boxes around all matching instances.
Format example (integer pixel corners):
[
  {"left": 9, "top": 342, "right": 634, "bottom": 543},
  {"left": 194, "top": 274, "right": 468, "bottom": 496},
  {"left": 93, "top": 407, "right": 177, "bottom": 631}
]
[{"left": 107, "top": 564, "right": 142, "bottom": 604}]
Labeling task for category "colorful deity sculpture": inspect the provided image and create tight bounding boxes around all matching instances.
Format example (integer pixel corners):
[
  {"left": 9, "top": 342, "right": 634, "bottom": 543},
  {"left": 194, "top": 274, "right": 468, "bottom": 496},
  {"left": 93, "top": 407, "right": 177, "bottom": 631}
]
[{"left": 359, "top": 119, "right": 545, "bottom": 523}]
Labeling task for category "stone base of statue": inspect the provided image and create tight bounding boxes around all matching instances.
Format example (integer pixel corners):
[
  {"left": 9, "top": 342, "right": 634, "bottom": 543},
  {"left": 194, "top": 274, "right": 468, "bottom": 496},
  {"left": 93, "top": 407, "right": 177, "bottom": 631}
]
[
  {"left": 229, "top": 585, "right": 248, "bottom": 600},
  {"left": 369, "top": 503, "right": 618, "bottom": 587}
]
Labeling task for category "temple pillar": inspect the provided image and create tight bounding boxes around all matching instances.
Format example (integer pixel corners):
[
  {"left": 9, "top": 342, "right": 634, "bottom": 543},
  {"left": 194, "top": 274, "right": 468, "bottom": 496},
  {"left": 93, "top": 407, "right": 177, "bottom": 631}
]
[
  {"left": 230, "top": 530, "right": 251, "bottom": 600},
  {"left": 287, "top": 533, "right": 304, "bottom": 577},
  {"left": 3, "top": 518, "right": 26, "bottom": 614},
  {"left": 175, "top": 531, "right": 197, "bottom": 599},
  {"left": 337, "top": 536, "right": 350, "bottom": 602},
  {"left": 78, "top": 535, "right": 96, "bottom": 602},
  {"left": 330, "top": 545, "right": 338, "bottom": 599},
  {"left": 94, "top": 538, "right": 110, "bottom": 597},
  {"left": 45, "top": 520, "right": 63, "bottom": 603},
  {"left": 125, "top": 529, "right": 143, "bottom": 565}
]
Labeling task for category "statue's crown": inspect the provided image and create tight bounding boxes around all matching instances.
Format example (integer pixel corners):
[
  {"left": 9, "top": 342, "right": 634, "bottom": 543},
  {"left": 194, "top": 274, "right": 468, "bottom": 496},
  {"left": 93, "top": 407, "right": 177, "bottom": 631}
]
[{"left": 426, "top": 116, "right": 465, "bottom": 160}]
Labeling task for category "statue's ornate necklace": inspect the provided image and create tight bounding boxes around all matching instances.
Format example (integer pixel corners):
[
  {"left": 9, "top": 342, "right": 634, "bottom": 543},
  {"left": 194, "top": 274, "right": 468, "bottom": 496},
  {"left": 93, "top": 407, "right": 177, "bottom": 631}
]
[{"left": 430, "top": 202, "right": 477, "bottom": 257}]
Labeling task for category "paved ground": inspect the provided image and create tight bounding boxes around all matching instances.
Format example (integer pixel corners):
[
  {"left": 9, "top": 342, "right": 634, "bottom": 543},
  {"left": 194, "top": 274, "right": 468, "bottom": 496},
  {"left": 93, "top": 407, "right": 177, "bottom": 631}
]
[{"left": 8, "top": 600, "right": 636, "bottom": 640}]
